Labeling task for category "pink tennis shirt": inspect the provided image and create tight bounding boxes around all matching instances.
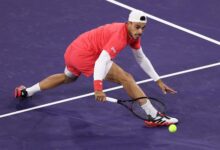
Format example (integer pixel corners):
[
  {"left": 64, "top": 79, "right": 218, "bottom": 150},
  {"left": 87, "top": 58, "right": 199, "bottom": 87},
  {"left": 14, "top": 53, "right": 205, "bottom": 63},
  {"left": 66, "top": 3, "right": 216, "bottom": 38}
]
[{"left": 64, "top": 22, "right": 141, "bottom": 77}]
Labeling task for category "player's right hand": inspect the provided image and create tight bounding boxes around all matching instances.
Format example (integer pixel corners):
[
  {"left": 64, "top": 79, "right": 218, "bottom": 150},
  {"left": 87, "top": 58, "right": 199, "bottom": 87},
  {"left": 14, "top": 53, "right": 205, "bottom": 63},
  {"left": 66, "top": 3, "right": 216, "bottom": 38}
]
[{"left": 95, "top": 91, "right": 106, "bottom": 102}]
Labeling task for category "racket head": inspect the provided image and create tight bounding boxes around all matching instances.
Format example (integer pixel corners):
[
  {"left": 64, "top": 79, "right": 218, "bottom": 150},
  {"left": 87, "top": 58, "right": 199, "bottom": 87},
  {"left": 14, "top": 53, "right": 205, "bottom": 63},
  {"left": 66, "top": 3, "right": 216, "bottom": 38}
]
[
  {"left": 117, "top": 97, "right": 166, "bottom": 121},
  {"left": 148, "top": 97, "right": 166, "bottom": 113}
]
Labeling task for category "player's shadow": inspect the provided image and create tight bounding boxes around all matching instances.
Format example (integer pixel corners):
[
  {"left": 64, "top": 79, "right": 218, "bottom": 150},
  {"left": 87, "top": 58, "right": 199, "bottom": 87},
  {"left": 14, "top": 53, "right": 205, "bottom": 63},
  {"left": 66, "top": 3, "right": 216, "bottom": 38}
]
[
  {"left": 13, "top": 96, "right": 40, "bottom": 110},
  {"left": 15, "top": 99, "right": 35, "bottom": 110}
]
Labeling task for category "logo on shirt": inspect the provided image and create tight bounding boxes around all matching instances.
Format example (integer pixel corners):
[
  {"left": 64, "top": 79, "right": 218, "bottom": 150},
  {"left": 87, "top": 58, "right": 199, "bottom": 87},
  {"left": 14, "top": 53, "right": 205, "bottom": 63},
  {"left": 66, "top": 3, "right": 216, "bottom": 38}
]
[{"left": 111, "top": 47, "right": 116, "bottom": 53}]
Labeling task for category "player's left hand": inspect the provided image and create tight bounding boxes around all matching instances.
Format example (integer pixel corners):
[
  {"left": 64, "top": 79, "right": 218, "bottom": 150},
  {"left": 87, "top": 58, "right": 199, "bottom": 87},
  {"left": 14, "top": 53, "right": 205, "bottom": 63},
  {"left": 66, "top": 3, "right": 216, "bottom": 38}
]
[{"left": 156, "top": 79, "right": 177, "bottom": 94}]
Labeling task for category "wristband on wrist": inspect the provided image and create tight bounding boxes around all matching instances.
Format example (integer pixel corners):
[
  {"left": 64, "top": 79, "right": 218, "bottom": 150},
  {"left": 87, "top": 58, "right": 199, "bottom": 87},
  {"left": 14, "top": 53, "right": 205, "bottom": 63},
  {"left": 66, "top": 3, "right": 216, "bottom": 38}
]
[{"left": 94, "top": 80, "right": 103, "bottom": 91}]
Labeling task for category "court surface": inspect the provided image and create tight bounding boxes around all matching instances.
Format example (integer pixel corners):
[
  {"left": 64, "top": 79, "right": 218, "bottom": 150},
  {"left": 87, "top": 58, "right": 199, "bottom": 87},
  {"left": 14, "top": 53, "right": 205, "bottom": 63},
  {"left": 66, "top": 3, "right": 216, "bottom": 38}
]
[{"left": 0, "top": 0, "right": 220, "bottom": 149}]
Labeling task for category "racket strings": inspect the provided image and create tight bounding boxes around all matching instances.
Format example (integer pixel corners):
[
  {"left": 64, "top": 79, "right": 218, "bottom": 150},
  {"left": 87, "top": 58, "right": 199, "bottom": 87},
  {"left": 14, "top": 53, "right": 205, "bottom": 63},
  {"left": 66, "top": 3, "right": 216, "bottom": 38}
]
[
  {"left": 119, "top": 100, "right": 149, "bottom": 120},
  {"left": 118, "top": 98, "right": 166, "bottom": 121}
]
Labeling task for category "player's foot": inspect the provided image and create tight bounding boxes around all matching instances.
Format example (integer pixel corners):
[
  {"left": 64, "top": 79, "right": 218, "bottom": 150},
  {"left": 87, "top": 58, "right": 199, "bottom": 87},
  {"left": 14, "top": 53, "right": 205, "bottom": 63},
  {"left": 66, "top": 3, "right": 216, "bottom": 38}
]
[
  {"left": 144, "top": 112, "right": 178, "bottom": 127},
  {"left": 14, "top": 85, "right": 28, "bottom": 99}
]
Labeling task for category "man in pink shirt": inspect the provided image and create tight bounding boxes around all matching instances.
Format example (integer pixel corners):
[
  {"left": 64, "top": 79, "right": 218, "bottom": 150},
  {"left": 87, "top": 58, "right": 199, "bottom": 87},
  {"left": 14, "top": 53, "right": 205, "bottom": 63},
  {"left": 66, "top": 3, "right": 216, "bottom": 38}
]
[{"left": 15, "top": 10, "right": 178, "bottom": 127}]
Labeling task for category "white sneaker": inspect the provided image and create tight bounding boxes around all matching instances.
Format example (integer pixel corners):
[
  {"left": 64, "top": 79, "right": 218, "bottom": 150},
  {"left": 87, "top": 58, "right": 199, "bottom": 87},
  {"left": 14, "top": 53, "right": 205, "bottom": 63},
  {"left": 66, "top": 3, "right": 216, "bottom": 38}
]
[{"left": 144, "top": 112, "right": 178, "bottom": 127}]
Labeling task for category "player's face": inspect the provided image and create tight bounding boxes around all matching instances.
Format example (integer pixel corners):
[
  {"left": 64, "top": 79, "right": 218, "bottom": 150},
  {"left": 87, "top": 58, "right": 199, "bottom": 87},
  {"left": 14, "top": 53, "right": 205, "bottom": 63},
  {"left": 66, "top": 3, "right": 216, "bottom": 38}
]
[{"left": 127, "top": 22, "right": 146, "bottom": 39}]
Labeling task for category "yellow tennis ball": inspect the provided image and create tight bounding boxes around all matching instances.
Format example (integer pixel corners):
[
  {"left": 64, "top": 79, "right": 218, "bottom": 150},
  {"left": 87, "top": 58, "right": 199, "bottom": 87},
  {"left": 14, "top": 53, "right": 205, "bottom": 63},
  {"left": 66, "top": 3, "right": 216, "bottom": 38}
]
[{"left": 168, "top": 124, "right": 177, "bottom": 133}]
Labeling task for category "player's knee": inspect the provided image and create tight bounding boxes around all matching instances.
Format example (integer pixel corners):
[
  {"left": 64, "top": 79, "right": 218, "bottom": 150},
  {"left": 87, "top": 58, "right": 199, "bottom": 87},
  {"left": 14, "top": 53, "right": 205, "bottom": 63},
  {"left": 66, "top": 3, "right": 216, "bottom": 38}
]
[
  {"left": 120, "top": 72, "right": 135, "bottom": 84},
  {"left": 125, "top": 73, "right": 135, "bottom": 82}
]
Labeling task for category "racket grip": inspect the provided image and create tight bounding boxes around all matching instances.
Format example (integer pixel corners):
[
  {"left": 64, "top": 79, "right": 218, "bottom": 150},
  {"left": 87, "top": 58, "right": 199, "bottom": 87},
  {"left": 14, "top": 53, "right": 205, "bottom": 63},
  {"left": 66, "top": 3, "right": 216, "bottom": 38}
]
[{"left": 106, "top": 97, "right": 118, "bottom": 103}]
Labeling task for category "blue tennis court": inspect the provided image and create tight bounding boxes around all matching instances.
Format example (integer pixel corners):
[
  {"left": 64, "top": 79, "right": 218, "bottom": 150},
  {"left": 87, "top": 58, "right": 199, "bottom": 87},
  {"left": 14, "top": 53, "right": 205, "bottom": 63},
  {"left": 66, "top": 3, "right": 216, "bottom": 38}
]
[{"left": 1, "top": 0, "right": 220, "bottom": 149}]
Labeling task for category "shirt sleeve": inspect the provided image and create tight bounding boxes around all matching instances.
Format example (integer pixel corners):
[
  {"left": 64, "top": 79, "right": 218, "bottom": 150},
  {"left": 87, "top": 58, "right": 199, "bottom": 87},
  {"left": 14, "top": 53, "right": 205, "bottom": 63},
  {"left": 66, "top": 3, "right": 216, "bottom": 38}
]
[
  {"left": 131, "top": 47, "right": 160, "bottom": 81},
  {"left": 129, "top": 38, "right": 141, "bottom": 49},
  {"left": 103, "top": 33, "right": 126, "bottom": 59}
]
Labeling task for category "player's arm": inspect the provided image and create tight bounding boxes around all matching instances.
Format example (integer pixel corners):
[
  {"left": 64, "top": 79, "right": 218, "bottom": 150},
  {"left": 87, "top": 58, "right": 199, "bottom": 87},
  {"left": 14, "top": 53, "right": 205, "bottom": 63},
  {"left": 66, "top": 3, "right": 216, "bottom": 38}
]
[
  {"left": 93, "top": 50, "right": 111, "bottom": 101},
  {"left": 132, "top": 47, "right": 177, "bottom": 94},
  {"left": 132, "top": 47, "right": 160, "bottom": 81}
]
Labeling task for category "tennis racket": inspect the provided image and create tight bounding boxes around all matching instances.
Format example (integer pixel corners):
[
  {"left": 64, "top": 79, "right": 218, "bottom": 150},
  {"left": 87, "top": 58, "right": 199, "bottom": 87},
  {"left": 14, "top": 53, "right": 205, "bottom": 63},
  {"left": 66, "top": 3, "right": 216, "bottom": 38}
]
[{"left": 106, "top": 96, "right": 166, "bottom": 121}]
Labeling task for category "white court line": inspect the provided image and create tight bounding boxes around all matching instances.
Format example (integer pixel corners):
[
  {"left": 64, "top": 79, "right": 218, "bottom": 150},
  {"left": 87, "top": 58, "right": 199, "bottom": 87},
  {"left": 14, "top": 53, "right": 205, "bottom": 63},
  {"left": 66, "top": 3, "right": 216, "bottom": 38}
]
[
  {"left": 106, "top": 0, "right": 220, "bottom": 46},
  {"left": 1, "top": 62, "right": 220, "bottom": 119},
  {"left": 1, "top": 1, "right": 219, "bottom": 119}
]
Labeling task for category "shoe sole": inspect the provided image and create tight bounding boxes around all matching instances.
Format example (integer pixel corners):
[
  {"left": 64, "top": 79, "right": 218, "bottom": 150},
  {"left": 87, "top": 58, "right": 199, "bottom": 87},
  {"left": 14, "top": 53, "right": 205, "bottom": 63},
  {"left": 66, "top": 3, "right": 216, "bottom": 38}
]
[{"left": 144, "top": 121, "right": 176, "bottom": 127}]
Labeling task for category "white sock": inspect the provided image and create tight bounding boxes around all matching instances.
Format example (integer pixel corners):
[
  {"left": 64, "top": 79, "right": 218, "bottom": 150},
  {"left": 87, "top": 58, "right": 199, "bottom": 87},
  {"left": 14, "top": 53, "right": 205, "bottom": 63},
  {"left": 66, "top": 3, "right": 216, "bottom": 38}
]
[
  {"left": 26, "top": 83, "right": 41, "bottom": 97},
  {"left": 141, "top": 100, "right": 158, "bottom": 118}
]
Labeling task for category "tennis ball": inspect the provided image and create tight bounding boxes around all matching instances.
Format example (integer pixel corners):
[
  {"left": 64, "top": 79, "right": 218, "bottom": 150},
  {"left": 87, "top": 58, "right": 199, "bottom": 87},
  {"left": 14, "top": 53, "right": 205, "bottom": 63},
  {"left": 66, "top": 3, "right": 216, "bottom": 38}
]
[{"left": 168, "top": 124, "right": 177, "bottom": 133}]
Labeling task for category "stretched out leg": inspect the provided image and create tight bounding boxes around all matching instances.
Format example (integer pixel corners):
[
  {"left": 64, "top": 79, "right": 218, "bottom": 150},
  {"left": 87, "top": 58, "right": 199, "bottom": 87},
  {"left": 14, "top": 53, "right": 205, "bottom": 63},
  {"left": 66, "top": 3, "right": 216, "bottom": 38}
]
[
  {"left": 15, "top": 67, "right": 79, "bottom": 98},
  {"left": 39, "top": 73, "right": 77, "bottom": 90}
]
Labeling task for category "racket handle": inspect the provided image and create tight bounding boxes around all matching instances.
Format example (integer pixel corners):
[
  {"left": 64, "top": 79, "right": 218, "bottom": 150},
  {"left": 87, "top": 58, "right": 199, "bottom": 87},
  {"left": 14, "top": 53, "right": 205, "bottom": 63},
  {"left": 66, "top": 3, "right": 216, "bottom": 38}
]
[{"left": 106, "top": 97, "right": 118, "bottom": 103}]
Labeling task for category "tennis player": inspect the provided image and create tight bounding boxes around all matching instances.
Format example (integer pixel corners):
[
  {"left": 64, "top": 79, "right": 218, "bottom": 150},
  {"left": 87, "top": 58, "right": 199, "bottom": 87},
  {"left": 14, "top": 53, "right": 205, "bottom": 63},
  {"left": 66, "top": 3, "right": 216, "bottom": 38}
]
[{"left": 15, "top": 10, "right": 178, "bottom": 127}]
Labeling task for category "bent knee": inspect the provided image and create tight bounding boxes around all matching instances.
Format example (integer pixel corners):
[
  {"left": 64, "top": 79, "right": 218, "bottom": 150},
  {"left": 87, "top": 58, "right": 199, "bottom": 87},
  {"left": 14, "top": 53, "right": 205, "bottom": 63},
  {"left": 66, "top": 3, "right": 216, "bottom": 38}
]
[{"left": 119, "top": 72, "right": 135, "bottom": 84}]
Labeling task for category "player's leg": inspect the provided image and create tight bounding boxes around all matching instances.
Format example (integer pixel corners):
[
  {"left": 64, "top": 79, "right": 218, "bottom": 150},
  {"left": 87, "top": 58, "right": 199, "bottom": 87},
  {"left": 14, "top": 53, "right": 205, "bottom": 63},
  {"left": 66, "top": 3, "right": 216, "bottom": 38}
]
[
  {"left": 15, "top": 67, "right": 79, "bottom": 98},
  {"left": 105, "top": 62, "right": 147, "bottom": 105},
  {"left": 39, "top": 67, "right": 78, "bottom": 90},
  {"left": 105, "top": 62, "right": 178, "bottom": 126}
]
